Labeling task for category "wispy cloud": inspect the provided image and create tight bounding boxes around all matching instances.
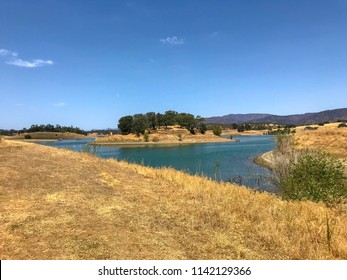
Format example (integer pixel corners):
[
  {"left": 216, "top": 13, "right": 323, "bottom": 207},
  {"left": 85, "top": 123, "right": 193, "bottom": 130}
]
[
  {"left": 6, "top": 58, "right": 53, "bottom": 68},
  {"left": 53, "top": 102, "right": 66, "bottom": 107},
  {"left": 0, "top": 48, "right": 53, "bottom": 68},
  {"left": 0, "top": 48, "right": 18, "bottom": 57},
  {"left": 160, "top": 36, "right": 184, "bottom": 45}
]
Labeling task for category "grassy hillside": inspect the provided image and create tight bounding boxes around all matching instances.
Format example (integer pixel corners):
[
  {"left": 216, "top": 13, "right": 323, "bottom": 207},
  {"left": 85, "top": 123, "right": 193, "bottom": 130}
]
[
  {"left": 294, "top": 123, "right": 347, "bottom": 173},
  {"left": 0, "top": 139, "right": 346, "bottom": 259},
  {"left": 295, "top": 124, "right": 347, "bottom": 157}
]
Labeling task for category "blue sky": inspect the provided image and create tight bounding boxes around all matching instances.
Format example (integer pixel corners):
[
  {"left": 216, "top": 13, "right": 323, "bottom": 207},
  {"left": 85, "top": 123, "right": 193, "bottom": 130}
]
[{"left": 1, "top": 0, "right": 346, "bottom": 130}]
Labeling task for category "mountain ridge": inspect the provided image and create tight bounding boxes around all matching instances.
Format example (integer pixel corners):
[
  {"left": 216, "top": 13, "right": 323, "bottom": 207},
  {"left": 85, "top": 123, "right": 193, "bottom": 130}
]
[{"left": 205, "top": 108, "right": 347, "bottom": 125}]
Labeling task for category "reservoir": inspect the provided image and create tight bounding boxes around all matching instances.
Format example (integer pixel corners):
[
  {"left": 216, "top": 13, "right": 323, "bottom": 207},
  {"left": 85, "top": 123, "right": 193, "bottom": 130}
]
[{"left": 39, "top": 135, "right": 276, "bottom": 192}]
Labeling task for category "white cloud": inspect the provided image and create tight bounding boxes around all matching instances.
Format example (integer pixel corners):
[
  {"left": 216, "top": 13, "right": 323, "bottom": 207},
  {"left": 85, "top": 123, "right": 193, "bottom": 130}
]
[
  {"left": 53, "top": 102, "right": 66, "bottom": 107},
  {"left": 1, "top": 47, "right": 53, "bottom": 68},
  {"left": 6, "top": 58, "right": 54, "bottom": 68},
  {"left": 160, "top": 36, "right": 184, "bottom": 45},
  {"left": 0, "top": 48, "right": 18, "bottom": 57}
]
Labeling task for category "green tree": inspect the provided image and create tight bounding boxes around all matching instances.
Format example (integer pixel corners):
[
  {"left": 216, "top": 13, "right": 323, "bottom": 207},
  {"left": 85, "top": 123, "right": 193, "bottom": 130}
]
[
  {"left": 146, "top": 112, "right": 157, "bottom": 130},
  {"left": 176, "top": 113, "right": 197, "bottom": 134},
  {"left": 164, "top": 110, "right": 178, "bottom": 126},
  {"left": 118, "top": 115, "right": 133, "bottom": 135},
  {"left": 196, "top": 116, "right": 207, "bottom": 134},
  {"left": 156, "top": 113, "right": 165, "bottom": 128},
  {"left": 132, "top": 114, "right": 147, "bottom": 136}
]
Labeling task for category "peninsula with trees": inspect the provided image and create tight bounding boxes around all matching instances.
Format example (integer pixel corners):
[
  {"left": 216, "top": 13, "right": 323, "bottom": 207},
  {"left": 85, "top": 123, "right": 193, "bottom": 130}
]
[{"left": 95, "top": 110, "right": 234, "bottom": 145}]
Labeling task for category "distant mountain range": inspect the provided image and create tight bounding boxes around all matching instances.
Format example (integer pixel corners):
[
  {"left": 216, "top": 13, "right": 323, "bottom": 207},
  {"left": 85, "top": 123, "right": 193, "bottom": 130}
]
[{"left": 205, "top": 108, "right": 347, "bottom": 126}]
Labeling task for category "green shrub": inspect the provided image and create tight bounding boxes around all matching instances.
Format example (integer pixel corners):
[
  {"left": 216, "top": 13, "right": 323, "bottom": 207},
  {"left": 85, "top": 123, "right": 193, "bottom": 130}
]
[
  {"left": 212, "top": 125, "right": 222, "bottom": 136},
  {"left": 143, "top": 131, "right": 149, "bottom": 142},
  {"left": 338, "top": 123, "right": 347, "bottom": 128},
  {"left": 270, "top": 135, "right": 347, "bottom": 205},
  {"left": 24, "top": 134, "right": 32, "bottom": 139},
  {"left": 281, "top": 149, "right": 346, "bottom": 205},
  {"left": 305, "top": 126, "right": 318, "bottom": 130}
]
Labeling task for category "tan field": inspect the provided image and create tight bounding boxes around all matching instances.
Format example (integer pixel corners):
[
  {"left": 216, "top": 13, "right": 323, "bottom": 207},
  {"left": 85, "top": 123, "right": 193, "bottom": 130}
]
[
  {"left": 1, "top": 139, "right": 347, "bottom": 259},
  {"left": 294, "top": 124, "right": 347, "bottom": 173},
  {"left": 96, "top": 126, "right": 234, "bottom": 144},
  {"left": 222, "top": 129, "right": 267, "bottom": 136},
  {"left": 294, "top": 124, "right": 347, "bottom": 158}
]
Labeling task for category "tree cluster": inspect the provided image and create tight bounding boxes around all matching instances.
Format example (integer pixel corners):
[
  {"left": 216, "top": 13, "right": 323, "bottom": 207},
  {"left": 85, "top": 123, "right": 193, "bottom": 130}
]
[
  {"left": 1, "top": 124, "right": 87, "bottom": 136},
  {"left": 118, "top": 111, "right": 207, "bottom": 135},
  {"left": 26, "top": 124, "right": 86, "bottom": 135},
  {"left": 23, "top": 124, "right": 86, "bottom": 134},
  {"left": 209, "top": 123, "right": 294, "bottom": 132}
]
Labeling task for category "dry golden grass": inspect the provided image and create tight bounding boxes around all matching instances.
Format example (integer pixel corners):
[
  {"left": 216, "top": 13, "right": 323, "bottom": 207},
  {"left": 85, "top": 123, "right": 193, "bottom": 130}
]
[
  {"left": 1, "top": 139, "right": 347, "bottom": 259},
  {"left": 96, "top": 127, "right": 232, "bottom": 144},
  {"left": 223, "top": 128, "right": 267, "bottom": 136},
  {"left": 294, "top": 125, "right": 347, "bottom": 174},
  {"left": 295, "top": 126, "right": 347, "bottom": 158}
]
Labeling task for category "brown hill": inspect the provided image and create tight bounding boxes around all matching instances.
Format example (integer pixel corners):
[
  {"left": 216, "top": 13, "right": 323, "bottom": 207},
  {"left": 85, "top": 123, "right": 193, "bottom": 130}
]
[{"left": 206, "top": 108, "right": 347, "bottom": 125}]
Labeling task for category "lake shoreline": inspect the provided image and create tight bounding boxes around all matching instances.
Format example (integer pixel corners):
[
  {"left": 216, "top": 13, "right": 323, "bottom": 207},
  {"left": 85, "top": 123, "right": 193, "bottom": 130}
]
[
  {"left": 253, "top": 151, "right": 275, "bottom": 170},
  {"left": 92, "top": 139, "right": 239, "bottom": 146}
]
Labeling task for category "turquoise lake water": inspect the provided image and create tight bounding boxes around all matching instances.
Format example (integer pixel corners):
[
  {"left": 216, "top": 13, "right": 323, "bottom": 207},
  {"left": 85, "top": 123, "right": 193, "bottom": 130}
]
[{"left": 39, "top": 135, "right": 276, "bottom": 192}]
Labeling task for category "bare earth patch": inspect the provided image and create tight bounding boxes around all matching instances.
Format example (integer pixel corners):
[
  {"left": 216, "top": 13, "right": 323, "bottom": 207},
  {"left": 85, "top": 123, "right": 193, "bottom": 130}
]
[{"left": 0, "top": 140, "right": 346, "bottom": 259}]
